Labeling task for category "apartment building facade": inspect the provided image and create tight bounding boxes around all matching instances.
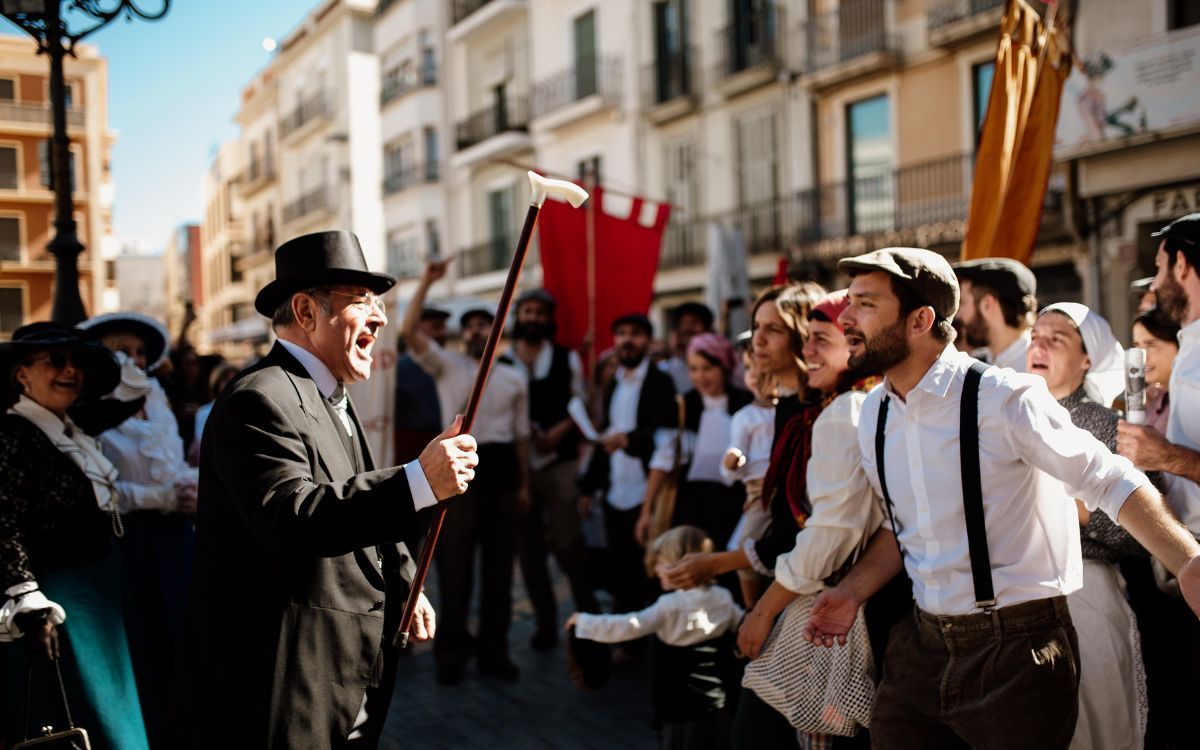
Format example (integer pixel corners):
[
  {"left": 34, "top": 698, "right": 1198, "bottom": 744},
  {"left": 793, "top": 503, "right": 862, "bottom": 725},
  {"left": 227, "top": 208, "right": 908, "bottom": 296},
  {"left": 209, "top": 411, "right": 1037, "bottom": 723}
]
[
  {"left": 198, "top": 140, "right": 255, "bottom": 358},
  {"left": 0, "top": 36, "right": 115, "bottom": 337}
]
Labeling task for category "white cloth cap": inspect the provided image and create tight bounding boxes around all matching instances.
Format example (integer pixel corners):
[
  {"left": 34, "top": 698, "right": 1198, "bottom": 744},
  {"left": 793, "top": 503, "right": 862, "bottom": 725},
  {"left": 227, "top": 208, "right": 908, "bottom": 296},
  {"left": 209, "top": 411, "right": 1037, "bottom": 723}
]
[{"left": 1039, "top": 302, "right": 1125, "bottom": 407}]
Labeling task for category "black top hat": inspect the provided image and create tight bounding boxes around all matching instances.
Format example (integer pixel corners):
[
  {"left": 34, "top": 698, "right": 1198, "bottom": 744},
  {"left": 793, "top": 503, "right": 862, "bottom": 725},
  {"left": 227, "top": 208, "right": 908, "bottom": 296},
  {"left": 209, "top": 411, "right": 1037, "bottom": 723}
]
[
  {"left": 77, "top": 311, "right": 170, "bottom": 371},
  {"left": 0, "top": 322, "right": 121, "bottom": 404},
  {"left": 255, "top": 231, "right": 396, "bottom": 317}
]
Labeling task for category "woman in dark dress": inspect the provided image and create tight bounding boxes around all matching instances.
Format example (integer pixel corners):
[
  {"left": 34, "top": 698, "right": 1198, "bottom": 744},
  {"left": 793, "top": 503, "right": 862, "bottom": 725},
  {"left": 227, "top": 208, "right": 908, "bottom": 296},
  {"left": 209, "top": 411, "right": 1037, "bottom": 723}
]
[{"left": 0, "top": 323, "right": 148, "bottom": 750}]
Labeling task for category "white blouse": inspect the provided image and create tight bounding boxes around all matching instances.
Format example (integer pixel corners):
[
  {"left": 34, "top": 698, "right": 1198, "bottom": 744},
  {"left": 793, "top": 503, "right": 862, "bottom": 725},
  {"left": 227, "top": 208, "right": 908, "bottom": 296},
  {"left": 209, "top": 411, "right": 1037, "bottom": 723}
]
[
  {"left": 573, "top": 585, "right": 744, "bottom": 646},
  {"left": 650, "top": 393, "right": 733, "bottom": 484},
  {"left": 99, "top": 380, "right": 197, "bottom": 514}
]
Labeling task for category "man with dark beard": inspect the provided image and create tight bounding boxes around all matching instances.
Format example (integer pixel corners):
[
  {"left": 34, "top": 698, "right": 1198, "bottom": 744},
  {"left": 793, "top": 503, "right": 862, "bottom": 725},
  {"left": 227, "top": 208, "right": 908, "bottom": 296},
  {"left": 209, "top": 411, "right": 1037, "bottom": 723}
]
[
  {"left": 500, "top": 289, "right": 598, "bottom": 648},
  {"left": 1118, "top": 214, "right": 1200, "bottom": 535},
  {"left": 950, "top": 258, "right": 1037, "bottom": 371},
  {"left": 401, "top": 260, "right": 531, "bottom": 685},
  {"left": 580, "top": 313, "right": 677, "bottom": 617},
  {"left": 802, "top": 246, "right": 1200, "bottom": 749}
]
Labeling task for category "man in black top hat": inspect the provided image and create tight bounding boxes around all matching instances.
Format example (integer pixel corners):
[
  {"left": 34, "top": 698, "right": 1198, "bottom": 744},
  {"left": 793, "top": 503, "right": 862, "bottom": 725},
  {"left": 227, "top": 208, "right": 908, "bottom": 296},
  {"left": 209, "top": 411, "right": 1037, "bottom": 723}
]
[{"left": 187, "top": 231, "right": 480, "bottom": 748}]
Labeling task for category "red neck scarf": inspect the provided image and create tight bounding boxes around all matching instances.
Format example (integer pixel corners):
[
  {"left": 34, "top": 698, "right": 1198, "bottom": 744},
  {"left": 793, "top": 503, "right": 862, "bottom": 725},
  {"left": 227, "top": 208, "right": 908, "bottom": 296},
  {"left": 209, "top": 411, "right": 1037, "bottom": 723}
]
[{"left": 761, "top": 375, "right": 882, "bottom": 526}]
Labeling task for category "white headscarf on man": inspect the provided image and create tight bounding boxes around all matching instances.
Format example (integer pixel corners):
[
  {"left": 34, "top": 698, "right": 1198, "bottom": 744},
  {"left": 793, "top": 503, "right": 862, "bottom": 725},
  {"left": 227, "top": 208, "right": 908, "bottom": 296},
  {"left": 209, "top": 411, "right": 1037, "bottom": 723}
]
[{"left": 1038, "top": 302, "right": 1125, "bottom": 407}]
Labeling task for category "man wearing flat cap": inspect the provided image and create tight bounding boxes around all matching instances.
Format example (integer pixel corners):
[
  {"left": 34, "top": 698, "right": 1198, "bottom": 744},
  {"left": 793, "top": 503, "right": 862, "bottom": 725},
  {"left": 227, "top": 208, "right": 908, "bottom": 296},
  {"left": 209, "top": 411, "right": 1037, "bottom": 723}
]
[
  {"left": 187, "top": 231, "right": 479, "bottom": 748},
  {"left": 801, "top": 247, "right": 1200, "bottom": 748},
  {"left": 951, "top": 257, "right": 1038, "bottom": 371}
]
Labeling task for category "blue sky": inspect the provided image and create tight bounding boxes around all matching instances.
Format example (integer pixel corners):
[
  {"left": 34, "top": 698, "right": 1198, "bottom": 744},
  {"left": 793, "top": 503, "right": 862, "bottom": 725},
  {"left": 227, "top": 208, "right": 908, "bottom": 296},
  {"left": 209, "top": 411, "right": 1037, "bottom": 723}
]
[{"left": 1, "top": 0, "right": 312, "bottom": 254}]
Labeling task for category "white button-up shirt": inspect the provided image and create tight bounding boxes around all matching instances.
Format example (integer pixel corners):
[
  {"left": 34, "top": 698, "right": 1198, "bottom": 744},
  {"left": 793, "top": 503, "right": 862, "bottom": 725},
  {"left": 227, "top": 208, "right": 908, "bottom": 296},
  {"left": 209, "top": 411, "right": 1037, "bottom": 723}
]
[
  {"left": 410, "top": 338, "right": 531, "bottom": 446},
  {"left": 858, "top": 347, "right": 1150, "bottom": 615},
  {"left": 508, "top": 342, "right": 585, "bottom": 470},
  {"left": 606, "top": 358, "right": 654, "bottom": 511},
  {"left": 992, "top": 328, "right": 1031, "bottom": 372},
  {"left": 573, "top": 585, "right": 743, "bottom": 646},
  {"left": 1165, "top": 318, "right": 1200, "bottom": 537}
]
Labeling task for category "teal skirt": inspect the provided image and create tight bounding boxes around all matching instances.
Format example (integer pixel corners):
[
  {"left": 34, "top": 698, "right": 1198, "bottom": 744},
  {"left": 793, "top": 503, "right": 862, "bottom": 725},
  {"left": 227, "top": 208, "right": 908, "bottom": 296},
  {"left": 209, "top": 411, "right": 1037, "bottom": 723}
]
[{"left": 3, "top": 547, "right": 149, "bottom": 750}]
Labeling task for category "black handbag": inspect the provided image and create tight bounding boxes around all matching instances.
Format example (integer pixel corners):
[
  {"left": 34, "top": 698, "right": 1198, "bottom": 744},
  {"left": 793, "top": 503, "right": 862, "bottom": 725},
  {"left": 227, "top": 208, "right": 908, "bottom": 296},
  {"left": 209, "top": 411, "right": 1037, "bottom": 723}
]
[{"left": 14, "top": 657, "right": 90, "bottom": 750}]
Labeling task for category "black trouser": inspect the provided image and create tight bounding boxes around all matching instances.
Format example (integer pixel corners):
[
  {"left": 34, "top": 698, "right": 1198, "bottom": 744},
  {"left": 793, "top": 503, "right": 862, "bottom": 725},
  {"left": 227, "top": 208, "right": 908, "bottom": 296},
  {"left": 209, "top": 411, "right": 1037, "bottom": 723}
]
[
  {"left": 603, "top": 501, "right": 651, "bottom": 615},
  {"left": 872, "top": 597, "right": 1080, "bottom": 749},
  {"left": 730, "top": 687, "right": 797, "bottom": 750},
  {"left": 517, "top": 459, "right": 599, "bottom": 629},
  {"left": 433, "top": 444, "right": 519, "bottom": 668}
]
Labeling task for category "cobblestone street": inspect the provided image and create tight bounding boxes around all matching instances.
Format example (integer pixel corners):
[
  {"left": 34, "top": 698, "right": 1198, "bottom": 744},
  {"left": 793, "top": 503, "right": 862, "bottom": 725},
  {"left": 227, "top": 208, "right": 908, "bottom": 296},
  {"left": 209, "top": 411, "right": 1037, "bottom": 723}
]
[{"left": 381, "top": 569, "right": 658, "bottom": 749}]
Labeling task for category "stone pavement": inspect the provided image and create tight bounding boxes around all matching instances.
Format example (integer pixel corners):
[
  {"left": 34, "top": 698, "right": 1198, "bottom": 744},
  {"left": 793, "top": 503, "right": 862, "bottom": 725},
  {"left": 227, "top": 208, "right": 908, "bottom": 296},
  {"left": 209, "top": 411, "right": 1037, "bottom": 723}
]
[{"left": 380, "top": 567, "right": 659, "bottom": 750}]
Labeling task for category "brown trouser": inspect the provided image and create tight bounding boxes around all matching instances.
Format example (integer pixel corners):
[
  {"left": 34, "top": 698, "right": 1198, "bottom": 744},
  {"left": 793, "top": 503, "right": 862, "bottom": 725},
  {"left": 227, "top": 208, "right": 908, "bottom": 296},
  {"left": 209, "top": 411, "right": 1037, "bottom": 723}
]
[{"left": 872, "top": 596, "right": 1080, "bottom": 750}]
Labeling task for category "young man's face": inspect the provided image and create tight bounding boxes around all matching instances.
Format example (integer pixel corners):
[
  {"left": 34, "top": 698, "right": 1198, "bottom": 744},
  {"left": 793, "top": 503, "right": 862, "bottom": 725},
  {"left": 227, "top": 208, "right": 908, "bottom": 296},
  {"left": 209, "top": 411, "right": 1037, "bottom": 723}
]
[
  {"left": 840, "top": 271, "right": 912, "bottom": 374},
  {"left": 613, "top": 324, "right": 650, "bottom": 368},
  {"left": 673, "top": 312, "right": 708, "bottom": 354},
  {"left": 419, "top": 316, "right": 448, "bottom": 347},
  {"left": 954, "top": 280, "right": 989, "bottom": 348},
  {"left": 462, "top": 314, "right": 492, "bottom": 359}
]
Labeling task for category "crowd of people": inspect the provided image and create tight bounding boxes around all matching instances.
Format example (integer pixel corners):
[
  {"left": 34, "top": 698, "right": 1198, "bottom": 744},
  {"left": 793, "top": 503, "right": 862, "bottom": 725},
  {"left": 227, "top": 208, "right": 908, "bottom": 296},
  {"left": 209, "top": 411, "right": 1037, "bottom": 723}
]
[{"left": 0, "top": 214, "right": 1197, "bottom": 749}]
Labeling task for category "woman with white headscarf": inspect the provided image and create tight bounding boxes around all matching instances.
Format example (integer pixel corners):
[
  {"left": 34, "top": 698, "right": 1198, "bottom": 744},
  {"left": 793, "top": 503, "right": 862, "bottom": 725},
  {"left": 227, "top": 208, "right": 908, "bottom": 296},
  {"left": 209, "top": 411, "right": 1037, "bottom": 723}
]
[{"left": 1028, "top": 303, "right": 1149, "bottom": 750}]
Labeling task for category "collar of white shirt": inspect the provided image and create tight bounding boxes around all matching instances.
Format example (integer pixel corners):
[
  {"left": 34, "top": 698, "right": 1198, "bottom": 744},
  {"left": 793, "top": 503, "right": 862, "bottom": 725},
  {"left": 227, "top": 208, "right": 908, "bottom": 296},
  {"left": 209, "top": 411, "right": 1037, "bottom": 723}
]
[
  {"left": 1180, "top": 317, "right": 1200, "bottom": 348},
  {"left": 618, "top": 357, "right": 650, "bottom": 384},
  {"left": 278, "top": 339, "right": 339, "bottom": 400},
  {"left": 886, "top": 345, "right": 963, "bottom": 402}
]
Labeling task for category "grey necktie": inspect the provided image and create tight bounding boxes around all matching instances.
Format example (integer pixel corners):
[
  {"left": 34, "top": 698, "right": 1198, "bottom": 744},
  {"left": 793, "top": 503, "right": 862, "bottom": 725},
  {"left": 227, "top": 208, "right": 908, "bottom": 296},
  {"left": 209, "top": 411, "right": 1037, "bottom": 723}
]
[{"left": 329, "top": 384, "right": 354, "bottom": 438}]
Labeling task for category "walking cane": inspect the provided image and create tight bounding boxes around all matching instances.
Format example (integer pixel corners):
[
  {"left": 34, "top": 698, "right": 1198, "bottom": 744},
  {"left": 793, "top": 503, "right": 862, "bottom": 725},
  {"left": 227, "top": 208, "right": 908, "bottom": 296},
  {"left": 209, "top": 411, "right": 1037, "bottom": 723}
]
[{"left": 396, "top": 171, "right": 589, "bottom": 647}]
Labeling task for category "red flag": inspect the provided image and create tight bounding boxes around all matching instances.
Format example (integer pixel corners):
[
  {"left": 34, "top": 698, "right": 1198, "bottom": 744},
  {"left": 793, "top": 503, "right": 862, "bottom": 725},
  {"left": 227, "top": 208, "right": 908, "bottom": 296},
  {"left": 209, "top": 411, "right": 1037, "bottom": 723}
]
[{"left": 539, "top": 185, "right": 670, "bottom": 362}]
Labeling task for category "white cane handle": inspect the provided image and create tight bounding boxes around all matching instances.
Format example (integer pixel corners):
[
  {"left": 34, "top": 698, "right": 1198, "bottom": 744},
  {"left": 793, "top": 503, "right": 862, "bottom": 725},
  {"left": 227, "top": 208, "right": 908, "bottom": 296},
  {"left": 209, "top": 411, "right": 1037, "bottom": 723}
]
[{"left": 528, "top": 171, "right": 589, "bottom": 209}]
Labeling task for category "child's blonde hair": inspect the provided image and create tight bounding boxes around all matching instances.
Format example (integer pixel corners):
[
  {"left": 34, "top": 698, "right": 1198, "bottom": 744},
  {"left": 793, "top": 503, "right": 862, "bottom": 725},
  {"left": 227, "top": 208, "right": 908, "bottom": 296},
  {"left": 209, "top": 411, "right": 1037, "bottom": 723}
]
[{"left": 645, "top": 525, "right": 713, "bottom": 578}]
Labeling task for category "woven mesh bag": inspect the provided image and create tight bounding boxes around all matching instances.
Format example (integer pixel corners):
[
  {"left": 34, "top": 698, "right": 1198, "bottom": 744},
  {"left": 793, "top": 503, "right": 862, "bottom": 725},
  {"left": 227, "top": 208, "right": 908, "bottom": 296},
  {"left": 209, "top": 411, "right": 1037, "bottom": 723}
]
[{"left": 741, "top": 593, "right": 875, "bottom": 736}]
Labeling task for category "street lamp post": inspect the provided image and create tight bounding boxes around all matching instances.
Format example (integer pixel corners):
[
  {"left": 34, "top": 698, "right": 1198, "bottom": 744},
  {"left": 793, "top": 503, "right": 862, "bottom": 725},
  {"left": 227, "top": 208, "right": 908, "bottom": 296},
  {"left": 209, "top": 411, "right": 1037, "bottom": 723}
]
[{"left": 1, "top": 0, "right": 169, "bottom": 325}]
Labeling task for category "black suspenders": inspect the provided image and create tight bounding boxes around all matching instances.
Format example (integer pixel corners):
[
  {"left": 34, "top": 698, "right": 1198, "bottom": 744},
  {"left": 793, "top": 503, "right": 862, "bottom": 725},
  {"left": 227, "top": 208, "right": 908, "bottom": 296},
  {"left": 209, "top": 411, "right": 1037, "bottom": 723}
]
[{"left": 875, "top": 360, "right": 996, "bottom": 612}]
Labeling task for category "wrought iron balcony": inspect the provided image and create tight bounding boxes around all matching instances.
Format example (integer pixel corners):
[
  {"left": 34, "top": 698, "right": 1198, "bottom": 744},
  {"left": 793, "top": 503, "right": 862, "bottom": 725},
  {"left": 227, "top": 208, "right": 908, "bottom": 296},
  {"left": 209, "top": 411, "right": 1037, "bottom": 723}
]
[
  {"left": 532, "top": 56, "right": 623, "bottom": 119},
  {"left": 803, "top": 0, "right": 898, "bottom": 74},
  {"left": 279, "top": 93, "right": 330, "bottom": 139},
  {"left": 659, "top": 214, "right": 706, "bottom": 270},
  {"left": 241, "top": 159, "right": 276, "bottom": 196},
  {"left": 383, "top": 162, "right": 439, "bottom": 195},
  {"left": 381, "top": 62, "right": 437, "bottom": 106},
  {"left": 928, "top": 0, "right": 1005, "bottom": 32},
  {"left": 0, "top": 102, "right": 85, "bottom": 128},
  {"left": 455, "top": 96, "right": 530, "bottom": 151},
  {"left": 282, "top": 185, "right": 330, "bottom": 224},
  {"left": 460, "top": 233, "right": 517, "bottom": 276},
  {"left": 712, "top": 2, "right": 784, "bottom": 86},
  {"left": 641, "top": 47, "right": 698, "bottom": 110}
]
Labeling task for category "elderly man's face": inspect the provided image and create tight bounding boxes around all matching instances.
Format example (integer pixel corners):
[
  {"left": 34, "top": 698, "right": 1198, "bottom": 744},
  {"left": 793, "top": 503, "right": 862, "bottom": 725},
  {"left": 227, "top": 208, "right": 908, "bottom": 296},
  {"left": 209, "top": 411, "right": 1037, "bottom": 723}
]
[{"left": 309, "top": 285, "right": 388, "bottom": 383}]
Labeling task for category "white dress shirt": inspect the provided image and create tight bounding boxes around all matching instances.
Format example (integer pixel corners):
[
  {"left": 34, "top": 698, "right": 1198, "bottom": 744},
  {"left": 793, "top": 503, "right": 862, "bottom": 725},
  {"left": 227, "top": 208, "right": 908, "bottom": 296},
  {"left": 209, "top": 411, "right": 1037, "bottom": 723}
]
[
  {"left": 410, "top": 338, "right": 530, "bottom": 446},
  {"left": 606, "top": 358, "right": 657, "bottom": 510},
  {"left": 992, "top": 328, "right": 1031, "bottom": 372},
  {"left": 509, "top": 342, "right": 584, "bottom": 470},
  {"left": 775, "top": 391, "right": 884, "bottom": 595},
  {"left": 720, "top": 401, "right": 775, "bottom": 484},
  {"left": 573, "top": 585, "right": 743, "bottom": 646},
  {"left": 278, "top": 339, "right": 436, "bottom": 513},
  {"left": 858, "top": 347, "right": 1151, "bottom": 615},
  {"left": 650, "top": 394, "right": 732, "bottom": 484},
  {"left": 1165, "top": 318, "right": 1200, "bottom": 537}
]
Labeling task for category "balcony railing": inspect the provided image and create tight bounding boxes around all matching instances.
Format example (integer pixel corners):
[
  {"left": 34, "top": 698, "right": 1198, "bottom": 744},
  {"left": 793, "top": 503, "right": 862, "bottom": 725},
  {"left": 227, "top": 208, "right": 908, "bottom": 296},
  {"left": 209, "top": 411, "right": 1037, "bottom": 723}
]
[
  {"left": 928, "top": 0, "right": 1005, "bottom": 31},
  {"left": 241, "top": 159, "right": 277, "bottom": 194},
  {"left": 641, "top": 46, "right": 698, "bottom": 109},
  {"left": 451, "top": 0, "right": 508, "bottom": 25},
  {"left": 460, "top": 233, "right": 517, "bottom": 276},
  {"left": 659, "top": 214, "right": 706, "bottom": 270},
  {"left": 793, "top": 153, "right": 1064, "bottom": 244},
  {"left": 804, "top": 0, "right": 897, "bottom": 73},
  {"left": 532, "top": 56, "right": 623, "bottom": 119},
  {"left": 282, "top": 185, "right": 330, "bottom": 224},
  {"left": 713, "top": 3, "right": 784, "bottom": 84},
  {"left": 279, "top": 93, "right": 329, "bottom": 139},
  {"left": 0, "top": 102, "right": 85, "bottom": 128},
  {"left": 381, "top": 62, "right": 437, "bottom": 105},
  {"left": 383, "top": 162, "right": 439, "bottom": 195},
  {"left": 455, "top": 96, "right": 530, "bottom": 151}
]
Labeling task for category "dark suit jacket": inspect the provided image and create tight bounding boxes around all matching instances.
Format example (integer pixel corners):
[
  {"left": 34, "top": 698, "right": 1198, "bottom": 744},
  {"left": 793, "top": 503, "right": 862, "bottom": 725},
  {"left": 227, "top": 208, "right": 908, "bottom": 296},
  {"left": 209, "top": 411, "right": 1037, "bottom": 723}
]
[
  {"left": 579, "top": 362, "right": 677, "bottom": 497},
  {"left": 187, "top": 343, "right": 418, "bottom": 748}
]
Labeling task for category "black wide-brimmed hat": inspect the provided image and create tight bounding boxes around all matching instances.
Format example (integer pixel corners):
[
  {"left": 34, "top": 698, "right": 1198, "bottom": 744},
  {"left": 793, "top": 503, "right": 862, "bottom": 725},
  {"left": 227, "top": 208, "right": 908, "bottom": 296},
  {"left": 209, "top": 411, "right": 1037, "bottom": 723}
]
[
  {"left": 255, "top": 231, "right": 396, "bottom": 317},
  {"left": 77, "top": 311, "right": 171, "bottom": 371},
  {"left": 0, "top": 322, "right": 121, "bottom": 403}
]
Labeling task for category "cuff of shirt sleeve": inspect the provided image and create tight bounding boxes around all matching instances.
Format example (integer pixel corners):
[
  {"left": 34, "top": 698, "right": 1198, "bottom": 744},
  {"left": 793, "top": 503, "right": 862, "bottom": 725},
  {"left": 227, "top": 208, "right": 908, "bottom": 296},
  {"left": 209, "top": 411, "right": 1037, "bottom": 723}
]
[
  {"left": 0, "top": 584, "right": 67, "bottom": 642},
  {"left": 743, "top": 538, "right": 772, "bottom": 577},
  {"left": 1096, "top": 472, "right": 1154, "bottom": 523},
  {"left": 572, "top": 613, "right": 601, "bottom": 642},
  {"left": 405, "top": 462, "right": 439, "bottom": 511}
]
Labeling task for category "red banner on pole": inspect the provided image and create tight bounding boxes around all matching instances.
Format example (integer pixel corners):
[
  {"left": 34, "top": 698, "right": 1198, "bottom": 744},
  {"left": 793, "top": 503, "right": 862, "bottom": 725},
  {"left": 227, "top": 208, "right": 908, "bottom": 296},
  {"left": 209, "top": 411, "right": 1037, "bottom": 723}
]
[{"left": 538, "top": 185, "right": 670, "bottom": 362}]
